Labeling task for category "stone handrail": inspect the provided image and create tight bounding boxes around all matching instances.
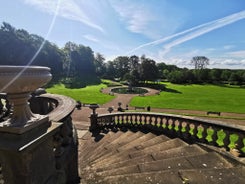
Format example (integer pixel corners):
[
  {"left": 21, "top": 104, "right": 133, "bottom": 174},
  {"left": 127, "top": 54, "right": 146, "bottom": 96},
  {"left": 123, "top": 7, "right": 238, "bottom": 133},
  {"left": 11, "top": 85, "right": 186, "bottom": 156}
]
[
  {"left": 30, "top": 93, "right": 80, "bottom": 183},
  {"left": 92, "top": 112, "right": 245, "bottom": 156}
]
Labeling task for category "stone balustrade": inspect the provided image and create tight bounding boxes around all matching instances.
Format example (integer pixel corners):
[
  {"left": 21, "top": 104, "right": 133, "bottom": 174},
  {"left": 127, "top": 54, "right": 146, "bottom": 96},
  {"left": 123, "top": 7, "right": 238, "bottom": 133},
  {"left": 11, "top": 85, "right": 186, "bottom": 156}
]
[
  {"left": 91, "top": 111, "right": 245, "bottom": 157},
  {"left": 0, "top": 93, "right": 11, "bottom": 122}
]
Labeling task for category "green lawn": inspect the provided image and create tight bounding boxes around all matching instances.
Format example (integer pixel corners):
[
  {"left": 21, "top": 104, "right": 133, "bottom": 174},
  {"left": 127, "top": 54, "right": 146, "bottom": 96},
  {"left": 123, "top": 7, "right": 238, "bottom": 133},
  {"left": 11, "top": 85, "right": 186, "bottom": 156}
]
[
  {"left": 130, "top": 83, "right": 245, "bottom": 113},
  {"left": 46, "top": 83, "right": 115, "bottom": 105}
]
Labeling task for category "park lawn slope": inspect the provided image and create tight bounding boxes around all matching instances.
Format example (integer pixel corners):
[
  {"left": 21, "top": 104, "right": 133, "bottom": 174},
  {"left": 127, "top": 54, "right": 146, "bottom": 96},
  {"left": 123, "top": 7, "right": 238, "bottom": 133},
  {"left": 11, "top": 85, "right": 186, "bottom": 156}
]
[
  {"left": 130, "top": 83, "right": 245, "bottom": 114},
  {"left": 46, "top": 83, "right": 115, "bottom": 105}
]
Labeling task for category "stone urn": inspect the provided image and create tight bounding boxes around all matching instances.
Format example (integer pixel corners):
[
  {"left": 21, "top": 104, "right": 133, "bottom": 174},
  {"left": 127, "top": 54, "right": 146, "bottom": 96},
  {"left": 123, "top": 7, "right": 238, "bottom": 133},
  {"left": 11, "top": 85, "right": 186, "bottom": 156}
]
[{"left": 0, "top": 65, "right": 52, "bottom": 133}]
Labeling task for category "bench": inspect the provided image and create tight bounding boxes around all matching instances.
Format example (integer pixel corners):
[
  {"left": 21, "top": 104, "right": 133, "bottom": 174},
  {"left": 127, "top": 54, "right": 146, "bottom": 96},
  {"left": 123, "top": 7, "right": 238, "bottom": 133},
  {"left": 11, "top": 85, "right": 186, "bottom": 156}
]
[
  {"left": 135, "top": 106, "right": 145, "bottom": 110},
  {"left": 207, "top": 111, "right": 221, "bottom": 116}
]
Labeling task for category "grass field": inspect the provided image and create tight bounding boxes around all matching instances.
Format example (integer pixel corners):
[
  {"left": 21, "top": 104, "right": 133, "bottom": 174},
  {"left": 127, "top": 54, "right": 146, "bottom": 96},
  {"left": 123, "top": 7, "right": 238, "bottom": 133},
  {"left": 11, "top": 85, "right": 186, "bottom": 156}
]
[
  {"left": 46, "top": 83, "right": 115, "bottom": 105},
  {"left": 46, "top": 81, "right": 245, "bottom": 114},
  {"left": 130, "top": 83, "right": 245, "bottom": 113}
]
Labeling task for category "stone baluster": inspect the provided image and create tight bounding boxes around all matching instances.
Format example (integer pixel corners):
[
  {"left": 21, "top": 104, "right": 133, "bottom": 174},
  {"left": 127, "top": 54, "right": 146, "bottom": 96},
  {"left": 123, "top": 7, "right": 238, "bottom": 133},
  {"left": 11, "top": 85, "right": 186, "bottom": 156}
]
[
  {"left": 119, "top": 114, "right": 122, "bottom": 125},
  {"left": 165, "top": 117, "right": 170, "bottom": 131},
  {"left": 235, "top": 133, "right": 245, "bottom": 156},
  {"left": 200, "top": 125, "right": 208, "bottom": 143},
  {"left": 210, "top": 127, "right": 219, "bottom": 146},
  {"left": 111, "top": 115, "right": 115, "bottom": 126},
  {"left": 192, "top": 123, "right": 199, "bottom": 141},
  {"left": 153, "top": 116, "right": 158, "bottom": 127},
  {"left": 183, "top": 122, "right": 191, "bottom": 140},
  {"left": 168, "top": 119, "right": 176, "bottom": 136},
  {"left": 125, "top": 114, "right": 129, "bottom": 125},
  {"left": 142, "top": 115, "right": 146, "bottom": 125},
  {"left": 173, "top": 119, "right": 178, "bottom": 132},
  {"left": 139, "top": 114, "right": 142, "bottom": 126},
  {"left": 159, "top": 117, "right": 164, "bottom": 130},
  {"left": 149, "top": 116, "right": 153, "bottom": 126},
  {"left": 0, "top": 97, "right": 3, "bottom": 113},
  {"left": 176, "top": 120, "right": 184, "bottom": 138},
  {"left": 223, "top": 130, "right": 231, "bottom": 151}
]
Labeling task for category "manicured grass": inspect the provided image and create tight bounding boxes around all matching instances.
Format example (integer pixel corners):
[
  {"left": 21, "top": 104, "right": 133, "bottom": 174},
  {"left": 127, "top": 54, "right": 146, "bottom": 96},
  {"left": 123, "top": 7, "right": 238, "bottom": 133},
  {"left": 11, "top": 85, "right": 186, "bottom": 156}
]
[
  {"left": 46, "top": 83, "right": 115, "bottom": 105},
  {"left": 130, "top": 83, "right": 245, "bottom": 113}
]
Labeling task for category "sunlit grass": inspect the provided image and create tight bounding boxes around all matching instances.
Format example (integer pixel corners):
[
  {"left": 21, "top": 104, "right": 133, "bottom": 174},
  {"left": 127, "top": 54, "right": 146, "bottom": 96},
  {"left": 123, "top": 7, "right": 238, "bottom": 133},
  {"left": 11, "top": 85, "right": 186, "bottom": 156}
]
[
  {"left": 131, "top": 82, "right": 245, "bottom": 113},
  {"left": 46, "top": 83, "right": 115, "bottom": 105}
]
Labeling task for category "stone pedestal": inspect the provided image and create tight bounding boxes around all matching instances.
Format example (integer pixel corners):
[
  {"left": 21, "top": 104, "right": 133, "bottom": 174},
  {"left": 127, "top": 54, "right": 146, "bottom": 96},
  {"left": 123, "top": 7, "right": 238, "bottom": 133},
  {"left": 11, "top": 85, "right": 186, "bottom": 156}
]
[
  {"left": 0, "top": 122, "right": 62, "bottom": 184},
  {"left": 0, "top": 66, "right": 54, "bottom": 183}
]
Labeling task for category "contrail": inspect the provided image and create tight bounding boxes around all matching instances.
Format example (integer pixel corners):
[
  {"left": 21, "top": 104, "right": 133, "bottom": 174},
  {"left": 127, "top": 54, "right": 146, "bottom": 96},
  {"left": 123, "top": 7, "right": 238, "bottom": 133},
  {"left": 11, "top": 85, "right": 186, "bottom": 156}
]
[
  {"left": 127, "top": 10, "right": 245, "bottom": 55},
  {"left": 24, "top": 0, "right": 104, "bottom": 33}
]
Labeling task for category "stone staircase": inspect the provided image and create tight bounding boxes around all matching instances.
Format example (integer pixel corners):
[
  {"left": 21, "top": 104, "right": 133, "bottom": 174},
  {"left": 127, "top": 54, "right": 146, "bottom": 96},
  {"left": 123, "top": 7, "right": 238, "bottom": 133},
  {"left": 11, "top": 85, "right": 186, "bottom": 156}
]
[{"left": 78, "top": 128, "right": 245, "bottom": 184}]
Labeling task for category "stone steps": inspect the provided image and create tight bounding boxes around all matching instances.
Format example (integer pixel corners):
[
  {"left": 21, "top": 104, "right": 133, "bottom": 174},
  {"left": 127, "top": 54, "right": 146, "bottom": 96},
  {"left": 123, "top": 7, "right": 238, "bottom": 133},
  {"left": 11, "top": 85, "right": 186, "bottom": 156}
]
[
  {"left": 92, "top": 152, "right": 233, "bottom": 178},
  {"left": 78, "top": 129, "right": 245, "bottom": 184},
  {"left": 178, "top": 166, "right": 245, "bottom": 184},
  {"left": 91, "top": 138, "right": 187, "bottom": 169},
  {"left": 94, "top": 144, "right": 207, "bottom": 171},
  {"left": 92, "top": 166, "right": 245, "bottom": 184},
  {"left": 86, "top": 131, "right": 148, "bottom": 164}
]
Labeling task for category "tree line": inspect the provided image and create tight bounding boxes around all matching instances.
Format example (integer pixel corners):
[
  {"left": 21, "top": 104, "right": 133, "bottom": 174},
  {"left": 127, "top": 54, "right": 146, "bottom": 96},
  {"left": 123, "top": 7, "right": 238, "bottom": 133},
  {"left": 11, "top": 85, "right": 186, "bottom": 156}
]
[
  {"left": 95, "top": 55, "right": 245, "bottom": 85},
  {"left": 0, "top": 22, "right": 98, "bottom": 87},
  {"left": 0, "top": 22, "right": 244, "bottom": 87}
]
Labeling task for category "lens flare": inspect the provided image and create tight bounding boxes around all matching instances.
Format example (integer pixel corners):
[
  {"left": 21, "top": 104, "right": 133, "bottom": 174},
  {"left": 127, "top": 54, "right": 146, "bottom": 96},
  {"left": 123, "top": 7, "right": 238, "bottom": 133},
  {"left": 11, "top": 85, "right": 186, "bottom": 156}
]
[{"left": 0, "top": 0, "right": 61, "bottom": 93}]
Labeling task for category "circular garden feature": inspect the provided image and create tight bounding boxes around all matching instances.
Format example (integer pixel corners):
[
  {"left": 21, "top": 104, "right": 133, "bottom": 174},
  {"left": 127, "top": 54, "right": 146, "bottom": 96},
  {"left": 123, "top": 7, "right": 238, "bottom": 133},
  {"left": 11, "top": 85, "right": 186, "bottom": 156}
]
[{"left": 111, "top": 87, "right": 148, "bottom": 94}]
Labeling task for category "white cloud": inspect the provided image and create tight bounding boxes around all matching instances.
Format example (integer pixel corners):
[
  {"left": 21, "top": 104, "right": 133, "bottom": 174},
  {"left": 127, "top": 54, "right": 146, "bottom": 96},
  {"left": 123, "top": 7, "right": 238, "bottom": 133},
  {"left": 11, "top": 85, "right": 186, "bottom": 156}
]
[
  {"left": 83, "top": 34, "right": 99, "bottom": 43},
  {"left": 111, "top": 1, "right": 155, "bottom": 37},
  {"left": 207, "top": 58, "right": 245, "bottom": 69},
  {"left": 223, "top": 45, "right": 235, "bottom": 50},
  {"left": 23, "top": 0, "right": 104, "bottom": 32},
  {"left": 110, "top": 0, "right": 184, "bottom": 39},
  {"left": 227, "top": 50, "right": 245, "bottom": 58}
]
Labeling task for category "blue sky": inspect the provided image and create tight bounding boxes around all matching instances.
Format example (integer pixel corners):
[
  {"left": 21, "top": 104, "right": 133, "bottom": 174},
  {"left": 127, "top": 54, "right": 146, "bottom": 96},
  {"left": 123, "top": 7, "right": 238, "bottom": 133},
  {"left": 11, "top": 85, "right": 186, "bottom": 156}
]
[{"left": 0, "top": 0, "right": 245, "bottom": 69}]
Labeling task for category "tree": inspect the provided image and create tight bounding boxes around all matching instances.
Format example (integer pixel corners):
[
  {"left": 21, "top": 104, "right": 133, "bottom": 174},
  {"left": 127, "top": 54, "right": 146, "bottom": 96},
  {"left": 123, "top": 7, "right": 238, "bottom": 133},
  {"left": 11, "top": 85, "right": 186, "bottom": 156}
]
[
  {"left": 105, "top": 61, "right": 116, "bottom": 80},
  {"left": 112, "top": 56, "right": 130, "bottom": 79},
  {"left": 94, "top": 53, "right": 106, "bottom": 77},
  {"left": 210, "top": 69, "right": 222, "bottom": 82},
  {"left": 140, "top": 57, "right": 159, "bottom": 82},
  {"left": 63, "top": 42, "right": 95, "bottom": 78},
  {"left": 191, "top": 56, "right": 209, "bottom": 70},
  {"left": 221, "top": 70, "right": 231, "bottom": 81},
  {"left": 0, "top": 22, "right": 64, "bottom": 81}
]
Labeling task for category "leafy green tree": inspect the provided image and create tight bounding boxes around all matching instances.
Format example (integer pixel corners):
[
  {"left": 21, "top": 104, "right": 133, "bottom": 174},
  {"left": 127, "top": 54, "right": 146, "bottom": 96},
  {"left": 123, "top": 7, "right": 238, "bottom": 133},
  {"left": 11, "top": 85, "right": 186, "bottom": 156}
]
[
  {"left": 105, "top": 61, "right": 116, "bottom": 80},
  {"left": 63, "top": 42, "right": 95, "bottom": 77},
  {"left": 112, "top": 56, "right": 130, "bottom": 79},
  {"left": 162, "top": 69, "right": 170, "bottom": 79},
  {"left": 221, "top": 70, "right": 231, "bottom": 81},
  {"left": 140, "top": 57, "right": 159, "bottom": 82},
  {"left": 229, "top": 73, "right": 240, "bottom": 84},
  {"left": 168, "top": 71, "right": 185, "bottom": 84},
  {"left": 210, "top": 69, "right": 222, "bottom": 82},
  {"left": 0, "top": 22, "right": 63, "bottom": 81},
  {"left": 94, "top": 52, "right": 106, "bottom": 77}
]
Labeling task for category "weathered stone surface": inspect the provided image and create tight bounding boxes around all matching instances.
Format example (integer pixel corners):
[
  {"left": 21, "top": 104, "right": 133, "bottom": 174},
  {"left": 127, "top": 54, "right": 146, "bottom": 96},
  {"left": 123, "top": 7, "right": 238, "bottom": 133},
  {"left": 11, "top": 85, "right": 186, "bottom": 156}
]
[
  {"left": 179, "top": 166, "right": 245, "bottom": 184},
  {"left": 0, "top": 122, "right": 61, "bottom": 184},
  {"left": 78, "top": 129, "right": 245, "bottom": 184}
]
